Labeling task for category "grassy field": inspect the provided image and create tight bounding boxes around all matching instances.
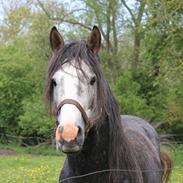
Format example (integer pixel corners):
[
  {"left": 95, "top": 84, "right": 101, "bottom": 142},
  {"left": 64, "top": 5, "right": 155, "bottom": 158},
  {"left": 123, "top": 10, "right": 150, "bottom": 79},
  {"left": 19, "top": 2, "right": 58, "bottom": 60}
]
[
  {"left": 170, "top": 145, "right": 183, "bottom": 183},
  {"left": 0, "top": 144, "right": 182, "bottom": 183}
]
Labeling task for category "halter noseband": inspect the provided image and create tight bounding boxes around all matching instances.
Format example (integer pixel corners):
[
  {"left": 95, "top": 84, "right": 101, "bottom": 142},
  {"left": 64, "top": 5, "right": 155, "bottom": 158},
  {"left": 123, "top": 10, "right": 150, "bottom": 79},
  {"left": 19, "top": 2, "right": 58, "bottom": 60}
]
[{"left": 56, "top": 99, "right": 92, "bottom": 132}]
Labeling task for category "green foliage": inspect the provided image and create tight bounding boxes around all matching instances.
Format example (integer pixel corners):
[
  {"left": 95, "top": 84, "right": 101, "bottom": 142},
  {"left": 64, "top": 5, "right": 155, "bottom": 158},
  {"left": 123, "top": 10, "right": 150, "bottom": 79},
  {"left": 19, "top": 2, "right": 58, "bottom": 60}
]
[
  {"left": 0, "top": 0, "right": 182, "bottom": 143},
  {"left": 164, "top": 81, "right": 183, "bottom": 137},
  {"left": 0, "top": 45, "right": 34, "bottom": 132},
  {"left": 18, "top": 94, "right": 53, "bottom": 137},
  {"left": 0, "top": 9, "right": 53, "bottom": 139},
  {"left": 139, "top": 0, "right": 183, "bottom": 136},
  {"left": 0, "top": 6, "right": 31, "bottom": 43},
  {"left": 113, "top": 71, "right": 154, "bottom": 120},
  {"left": 28, "top": 12, "right": 52, "bottom": 61}
]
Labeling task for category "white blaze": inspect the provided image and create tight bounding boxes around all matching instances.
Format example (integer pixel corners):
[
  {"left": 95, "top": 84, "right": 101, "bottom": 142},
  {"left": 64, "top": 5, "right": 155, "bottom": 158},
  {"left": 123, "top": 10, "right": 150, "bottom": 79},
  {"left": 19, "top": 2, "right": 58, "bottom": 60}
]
[{"left": 52, "top": 60, "right": 96, "bottom": 130}]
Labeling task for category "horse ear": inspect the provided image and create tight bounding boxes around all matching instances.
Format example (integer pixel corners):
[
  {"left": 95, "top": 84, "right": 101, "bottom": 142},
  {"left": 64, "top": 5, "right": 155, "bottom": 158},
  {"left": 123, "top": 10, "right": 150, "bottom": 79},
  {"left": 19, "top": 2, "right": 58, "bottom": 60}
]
[
  {"left": 87, "top": 26, "right": 101, "bottom": 54},
  {"left": 50, "top": 26, "right": 64, "bottom": 53}
]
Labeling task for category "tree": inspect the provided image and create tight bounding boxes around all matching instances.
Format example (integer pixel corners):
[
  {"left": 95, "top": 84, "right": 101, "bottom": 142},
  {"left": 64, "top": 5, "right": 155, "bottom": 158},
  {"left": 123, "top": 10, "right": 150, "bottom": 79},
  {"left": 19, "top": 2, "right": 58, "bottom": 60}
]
[
  {"left": 37, "top": 0, "right": 91, "bottom": 30},
  {"left": 84, "top": 0, "right": 120, "bottom": 53},
  {"left": 121, "top": 0, "right": 146, "bottom": 70},
  {"left": 0, "top": 0, "right": 182, "bottom": 142},
  {"left": 37, "top": 0, "right": 121, "bottom": 72},
  {"left": 0, "top": 45, "right": 35, "bottom": 133},
  {"left": 18, "top": 93, "right": 53, "bottom": 138},
  {"left": 0, "top": 0, "right": 31, "bottom": 44}
]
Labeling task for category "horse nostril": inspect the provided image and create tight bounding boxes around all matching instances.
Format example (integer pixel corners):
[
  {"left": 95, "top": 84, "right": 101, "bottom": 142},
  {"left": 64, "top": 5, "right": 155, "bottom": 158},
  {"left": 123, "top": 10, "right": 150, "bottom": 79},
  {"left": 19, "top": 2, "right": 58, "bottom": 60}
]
[
  {"left": 59, "top": 126, "right": 64, "bottom": 133},
  {"left": 77, "top": 126, "right": 81, "bottom": 135},
  {"left": 76, "top": 126, "right": 83, "bottom": 141},
  {"left": 55, "top": 125, "right": 64, "bottom": 142},
  {"left": 56, "top": 120, "right": 59, "bottom": 127}
]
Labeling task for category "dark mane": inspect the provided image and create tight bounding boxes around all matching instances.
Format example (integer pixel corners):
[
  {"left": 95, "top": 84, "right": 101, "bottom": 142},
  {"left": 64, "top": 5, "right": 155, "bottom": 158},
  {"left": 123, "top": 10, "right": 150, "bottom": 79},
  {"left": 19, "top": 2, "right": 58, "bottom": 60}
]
[{"left": 45, "top": 41, "right": 143, "bottom": 183}]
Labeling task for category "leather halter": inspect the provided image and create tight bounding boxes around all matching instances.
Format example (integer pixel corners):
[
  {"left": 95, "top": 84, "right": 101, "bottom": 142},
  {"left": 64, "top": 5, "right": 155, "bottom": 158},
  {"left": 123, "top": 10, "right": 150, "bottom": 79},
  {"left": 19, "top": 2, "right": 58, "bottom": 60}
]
[{"left": 56, "top": 99, "right": 92, "bottom": 132}]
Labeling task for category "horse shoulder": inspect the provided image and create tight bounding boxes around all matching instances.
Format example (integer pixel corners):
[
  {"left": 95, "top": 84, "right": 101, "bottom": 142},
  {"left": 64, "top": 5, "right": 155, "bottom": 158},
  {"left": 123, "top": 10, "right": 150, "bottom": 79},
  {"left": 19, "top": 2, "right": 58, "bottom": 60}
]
[
  {"left": 121, "top": 115, "right": 160, "bottom": 151},
  {"left": 120, "top": 115, "right": 162, "bottom": 183}
]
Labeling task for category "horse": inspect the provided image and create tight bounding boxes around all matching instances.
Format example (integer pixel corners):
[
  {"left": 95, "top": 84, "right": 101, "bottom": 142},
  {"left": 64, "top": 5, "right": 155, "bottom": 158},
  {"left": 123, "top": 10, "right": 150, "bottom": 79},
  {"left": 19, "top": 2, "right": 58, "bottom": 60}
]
[{"left": 45, "top": 26, "right": 172, "bottom": 183}]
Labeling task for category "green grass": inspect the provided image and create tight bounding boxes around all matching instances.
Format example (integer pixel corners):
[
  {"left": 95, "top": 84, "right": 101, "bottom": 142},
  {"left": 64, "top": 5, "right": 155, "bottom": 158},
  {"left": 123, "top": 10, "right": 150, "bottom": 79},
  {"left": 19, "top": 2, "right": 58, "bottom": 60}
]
[
  {"left": 0, "top": 154, "right": 64, "bottom": 183},
  {"left": 0, "top": 144, "right": 182, "bottom": 183},
  {"left": 0, "top": 144, "right": 65, "bottom": 183},
  {"left": 169, "top": 145, "right": 183, "bottom": 183}
]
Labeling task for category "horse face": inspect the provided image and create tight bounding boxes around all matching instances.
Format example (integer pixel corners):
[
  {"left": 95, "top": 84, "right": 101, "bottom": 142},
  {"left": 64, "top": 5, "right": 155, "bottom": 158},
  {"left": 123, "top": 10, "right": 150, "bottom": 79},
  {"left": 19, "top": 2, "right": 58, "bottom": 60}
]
[
  {"left": 53, "top": 61, "right": 97, "bottom": 153},
  {"left": 49, "top": 26, "right": 101, "bottom": 153}
]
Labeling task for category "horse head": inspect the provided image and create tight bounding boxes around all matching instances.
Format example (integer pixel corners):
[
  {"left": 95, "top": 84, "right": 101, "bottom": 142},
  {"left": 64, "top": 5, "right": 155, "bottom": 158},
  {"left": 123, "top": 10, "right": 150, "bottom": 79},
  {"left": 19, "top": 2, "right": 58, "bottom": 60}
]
[{"left": 45, "top": 26, "right": 104, "bottom": 153}]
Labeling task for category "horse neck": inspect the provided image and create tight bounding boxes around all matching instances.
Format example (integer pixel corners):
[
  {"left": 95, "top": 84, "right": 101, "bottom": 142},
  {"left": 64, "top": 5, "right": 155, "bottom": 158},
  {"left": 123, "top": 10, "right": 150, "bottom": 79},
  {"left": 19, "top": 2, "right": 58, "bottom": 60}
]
[
  {"left": 67, "top": 120, "right": 109, "bottom": 175},
  {"left": 66, "top": 117, "right": 143, "bottom": 183}
]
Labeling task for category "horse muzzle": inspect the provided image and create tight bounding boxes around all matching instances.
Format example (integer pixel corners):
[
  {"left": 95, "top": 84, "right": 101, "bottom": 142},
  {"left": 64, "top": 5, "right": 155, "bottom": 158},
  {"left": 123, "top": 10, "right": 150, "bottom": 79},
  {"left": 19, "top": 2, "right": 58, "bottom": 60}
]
[
  {"left": 55, "top": 99, "right": 92, "bottom": 153},
  {"left": 56, "top": 122, "right": 84, "bottom": 153}
]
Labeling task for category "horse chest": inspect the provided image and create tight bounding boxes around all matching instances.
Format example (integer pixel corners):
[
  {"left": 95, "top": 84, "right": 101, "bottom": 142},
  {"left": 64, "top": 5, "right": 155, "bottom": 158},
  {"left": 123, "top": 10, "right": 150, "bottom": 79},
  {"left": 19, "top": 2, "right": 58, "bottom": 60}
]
[{"left": 60, "top": 136, "right": 110, "bottom": 183}]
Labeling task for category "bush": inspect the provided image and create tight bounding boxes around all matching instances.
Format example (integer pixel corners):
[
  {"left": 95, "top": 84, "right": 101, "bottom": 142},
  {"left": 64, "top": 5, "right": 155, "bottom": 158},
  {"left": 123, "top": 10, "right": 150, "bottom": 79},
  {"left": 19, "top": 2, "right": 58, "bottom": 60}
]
[
  {"left": 0, "top": 45, "right": 34, "bottom": 132},
  {"left": 18, "top": 94, "right": 53, "bottom": 138},
  {"left": 113, "top": 71, "right": 154, "bottom": 120}
]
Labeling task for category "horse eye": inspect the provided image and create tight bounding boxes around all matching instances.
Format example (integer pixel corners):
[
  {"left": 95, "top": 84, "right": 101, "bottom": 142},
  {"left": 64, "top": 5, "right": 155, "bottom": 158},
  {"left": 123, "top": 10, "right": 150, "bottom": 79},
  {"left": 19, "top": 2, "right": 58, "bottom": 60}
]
[
  {"left": 90, "top": 76, "right": 96, "bottom": 85},
  {"left": 52, "top": 79, "right": 57, "bottom": 87},
  {"left": 55, "top": 119, "right": 59, "bottom": 126}
]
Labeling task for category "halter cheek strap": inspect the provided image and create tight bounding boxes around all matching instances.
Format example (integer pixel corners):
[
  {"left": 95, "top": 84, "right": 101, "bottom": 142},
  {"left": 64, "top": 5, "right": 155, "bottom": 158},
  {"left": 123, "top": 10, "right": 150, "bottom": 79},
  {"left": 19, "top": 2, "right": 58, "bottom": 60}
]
[{"left": 56, "top": 99, "right": 92, "bottom": 132}]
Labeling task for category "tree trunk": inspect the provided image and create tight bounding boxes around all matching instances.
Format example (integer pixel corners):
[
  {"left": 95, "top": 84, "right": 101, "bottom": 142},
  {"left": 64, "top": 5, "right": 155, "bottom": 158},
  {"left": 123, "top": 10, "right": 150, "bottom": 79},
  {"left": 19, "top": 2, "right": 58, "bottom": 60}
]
[
  {"left": 133, "top": 26, "right": 141, "bottom": 70},
  {"left": 112, "top": 8, "right": 118, "bottom": 54}
]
